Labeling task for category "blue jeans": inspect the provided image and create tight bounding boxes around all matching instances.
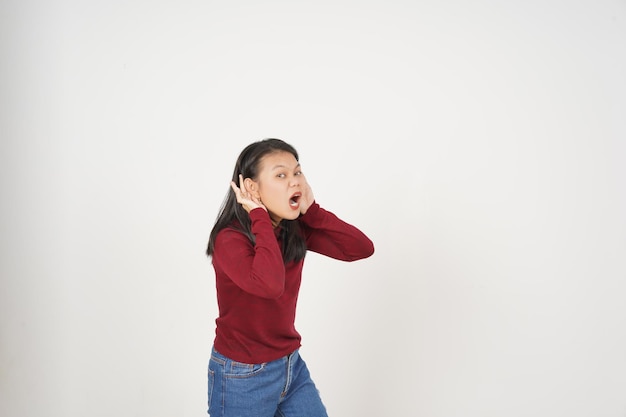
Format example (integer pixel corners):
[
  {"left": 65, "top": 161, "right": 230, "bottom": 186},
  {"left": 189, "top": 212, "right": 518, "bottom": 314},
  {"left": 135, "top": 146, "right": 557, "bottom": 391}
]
[{"left": 207, "top": 347, "right": 328, "bottom": 417}]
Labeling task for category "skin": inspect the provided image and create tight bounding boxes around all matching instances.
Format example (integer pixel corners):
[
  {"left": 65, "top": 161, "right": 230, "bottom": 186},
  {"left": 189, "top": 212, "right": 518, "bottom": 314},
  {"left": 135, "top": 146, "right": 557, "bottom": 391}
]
[{"left": 230, "top": 151, "right": 314, "bottom": 227}]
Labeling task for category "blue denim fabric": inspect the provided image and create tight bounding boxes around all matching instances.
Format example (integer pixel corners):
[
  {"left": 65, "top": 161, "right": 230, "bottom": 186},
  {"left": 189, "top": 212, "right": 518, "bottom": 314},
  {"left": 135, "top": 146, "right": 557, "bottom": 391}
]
[{"left": 207, "top": 347, "right": 328, "bottom": 417}]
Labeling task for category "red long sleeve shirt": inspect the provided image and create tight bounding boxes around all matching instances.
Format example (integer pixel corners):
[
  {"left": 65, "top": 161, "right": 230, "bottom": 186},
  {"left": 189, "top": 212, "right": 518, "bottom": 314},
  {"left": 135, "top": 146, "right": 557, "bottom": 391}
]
[{"left": 211, "top": 202, "right": 374, "bottom": 364}]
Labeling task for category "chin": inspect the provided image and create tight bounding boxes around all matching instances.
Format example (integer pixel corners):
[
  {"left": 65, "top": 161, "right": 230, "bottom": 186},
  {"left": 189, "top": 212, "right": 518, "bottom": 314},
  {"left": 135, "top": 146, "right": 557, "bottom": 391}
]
[
  {"left": 283, "top": 210, "right": 300, "bottom": 220},
  {"left": 269, "top": 208, "right": 298, "bottom": 223}
]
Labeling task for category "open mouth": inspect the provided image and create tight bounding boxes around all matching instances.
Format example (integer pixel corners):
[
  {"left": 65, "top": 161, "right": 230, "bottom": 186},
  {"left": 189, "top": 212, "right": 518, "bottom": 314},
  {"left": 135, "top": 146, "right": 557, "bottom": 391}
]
[{"left": 289, "top": 193, "right": 301, "bottom": 207}]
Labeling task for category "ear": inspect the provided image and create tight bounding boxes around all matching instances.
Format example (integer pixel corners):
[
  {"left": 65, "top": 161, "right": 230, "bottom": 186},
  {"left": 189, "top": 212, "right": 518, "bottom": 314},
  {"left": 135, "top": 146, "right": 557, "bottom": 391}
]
[{"left": 243, "top": 177, "right": 259, "bottom": 194}]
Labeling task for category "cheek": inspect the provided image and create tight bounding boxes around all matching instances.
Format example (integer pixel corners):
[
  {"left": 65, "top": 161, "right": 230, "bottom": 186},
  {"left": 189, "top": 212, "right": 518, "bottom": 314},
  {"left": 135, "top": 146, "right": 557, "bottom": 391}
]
[{"left": 259, "top": 183, "right": 282, "bottom": 201}]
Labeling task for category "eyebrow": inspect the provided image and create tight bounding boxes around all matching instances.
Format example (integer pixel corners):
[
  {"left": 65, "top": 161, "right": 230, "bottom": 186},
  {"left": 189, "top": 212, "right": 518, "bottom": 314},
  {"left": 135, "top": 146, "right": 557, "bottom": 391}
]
[{"left": 271, "top": 163, "right": 301, "bottom": 170}]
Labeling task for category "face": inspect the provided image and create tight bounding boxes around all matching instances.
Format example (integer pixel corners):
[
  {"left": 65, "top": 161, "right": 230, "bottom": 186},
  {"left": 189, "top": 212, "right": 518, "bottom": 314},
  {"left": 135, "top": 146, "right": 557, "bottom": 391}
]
[{"left": 249, "top": 151, "right": 304, "bottom": 226}]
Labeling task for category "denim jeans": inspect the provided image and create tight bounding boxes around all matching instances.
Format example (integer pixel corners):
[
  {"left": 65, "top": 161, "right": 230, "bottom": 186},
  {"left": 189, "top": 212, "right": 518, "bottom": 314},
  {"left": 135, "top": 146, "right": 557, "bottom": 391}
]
[{"left": 207, "top": 347, "right": 328, "bottom": 417}]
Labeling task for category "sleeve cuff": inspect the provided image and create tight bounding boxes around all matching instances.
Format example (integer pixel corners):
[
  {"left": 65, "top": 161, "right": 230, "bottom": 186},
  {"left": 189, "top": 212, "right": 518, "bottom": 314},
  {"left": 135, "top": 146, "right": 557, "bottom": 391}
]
[
  {"left": 300, "top": 201, "right": 320, "bottom": 222},
  {"left": 250, "top": 207, "right": 272, "bottom": 223}
]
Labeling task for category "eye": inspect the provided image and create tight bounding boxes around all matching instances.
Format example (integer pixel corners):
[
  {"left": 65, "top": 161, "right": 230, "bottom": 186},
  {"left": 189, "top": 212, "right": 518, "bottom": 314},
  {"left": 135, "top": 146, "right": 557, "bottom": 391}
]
[
  {"left": 295, "top": 170, "right": 303, "bottom": 176},
  {"left": 277, "top": 173, "right": 286, "bottom": 178}
]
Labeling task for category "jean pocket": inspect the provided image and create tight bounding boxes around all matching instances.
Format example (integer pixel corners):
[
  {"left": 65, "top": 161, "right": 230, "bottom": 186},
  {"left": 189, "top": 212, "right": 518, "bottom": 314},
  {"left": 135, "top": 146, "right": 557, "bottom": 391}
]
[
  {"left": 224, "top": 360, "right": 266, "bottom": 379},
  {"left": 207, "top": 366, "right": 215, "bottom": 409}
]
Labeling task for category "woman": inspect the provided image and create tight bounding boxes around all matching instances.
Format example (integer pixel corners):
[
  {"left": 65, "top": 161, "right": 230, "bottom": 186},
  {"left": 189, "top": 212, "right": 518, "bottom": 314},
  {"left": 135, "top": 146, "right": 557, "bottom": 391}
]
[{"left": 206, "top": 138, "right": 374, "bottom": 416}]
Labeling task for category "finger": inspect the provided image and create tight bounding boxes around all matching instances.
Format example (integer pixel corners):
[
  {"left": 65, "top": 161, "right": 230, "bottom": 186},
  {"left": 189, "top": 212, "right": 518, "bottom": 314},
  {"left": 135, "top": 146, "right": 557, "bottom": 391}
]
[{"left": 230, "top": 181, "right": 242, "bottom": 200}]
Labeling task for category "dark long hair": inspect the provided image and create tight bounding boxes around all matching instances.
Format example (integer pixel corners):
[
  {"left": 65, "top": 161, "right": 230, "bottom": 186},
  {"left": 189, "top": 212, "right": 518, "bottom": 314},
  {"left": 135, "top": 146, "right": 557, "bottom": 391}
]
[{"left": 206, "top": 138, "right": 307, "bottom": 263}]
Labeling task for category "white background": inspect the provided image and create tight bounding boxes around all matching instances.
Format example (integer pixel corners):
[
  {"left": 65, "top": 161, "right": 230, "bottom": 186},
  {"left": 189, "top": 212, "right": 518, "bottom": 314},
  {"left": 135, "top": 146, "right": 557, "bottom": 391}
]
[{"left": 1, "top": 1, "right": 625, "bottom": 416}]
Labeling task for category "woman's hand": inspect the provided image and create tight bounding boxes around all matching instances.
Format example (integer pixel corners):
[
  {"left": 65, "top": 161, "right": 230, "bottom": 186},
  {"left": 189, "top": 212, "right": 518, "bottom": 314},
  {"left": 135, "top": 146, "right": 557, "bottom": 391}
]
[
  {"left": 231, "top": 174, "right": 266, "bottom": 213},
  {"left": 299, "top": 175, "right": 315, "bottom": 215}
]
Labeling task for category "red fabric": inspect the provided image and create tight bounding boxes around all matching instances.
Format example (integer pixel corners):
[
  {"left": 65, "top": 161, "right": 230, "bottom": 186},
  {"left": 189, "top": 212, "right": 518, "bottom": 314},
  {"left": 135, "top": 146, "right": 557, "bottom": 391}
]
[{"left": 211, "top": 202, "right": 374, "bottom": 363}]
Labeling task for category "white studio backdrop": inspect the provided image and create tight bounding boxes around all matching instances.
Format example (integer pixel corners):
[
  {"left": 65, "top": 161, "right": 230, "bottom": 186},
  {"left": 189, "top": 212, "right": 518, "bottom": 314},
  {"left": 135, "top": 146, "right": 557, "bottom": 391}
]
[{"left": 1, "top": 1, "right": 625, "bottom": 416}]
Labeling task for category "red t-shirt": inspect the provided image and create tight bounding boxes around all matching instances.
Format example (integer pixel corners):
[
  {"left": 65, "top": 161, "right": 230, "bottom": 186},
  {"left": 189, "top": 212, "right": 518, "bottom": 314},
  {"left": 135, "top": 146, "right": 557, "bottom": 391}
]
[{"left": 211, "top": 202, "right": 374, "bottom": 363}]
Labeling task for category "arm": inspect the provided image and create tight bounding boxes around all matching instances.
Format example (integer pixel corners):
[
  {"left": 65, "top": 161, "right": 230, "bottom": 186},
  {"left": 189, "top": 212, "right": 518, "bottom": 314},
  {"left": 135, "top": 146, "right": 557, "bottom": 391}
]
[
  {"left": 212, "top": 208, "right": 285, "bottom": 299},
  {"left": 300, "top": 202, "right": 375, "bottom": 261}
]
